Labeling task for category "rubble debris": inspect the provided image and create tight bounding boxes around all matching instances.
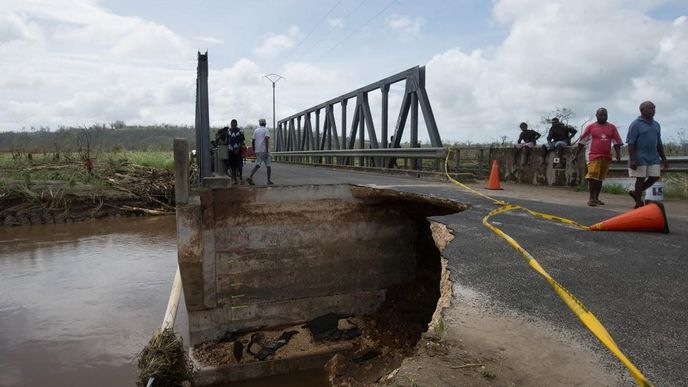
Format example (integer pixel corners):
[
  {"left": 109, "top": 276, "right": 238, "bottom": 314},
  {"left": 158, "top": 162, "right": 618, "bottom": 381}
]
[{"left": 247, "top": 330, "right": 299, "bottom": 361}]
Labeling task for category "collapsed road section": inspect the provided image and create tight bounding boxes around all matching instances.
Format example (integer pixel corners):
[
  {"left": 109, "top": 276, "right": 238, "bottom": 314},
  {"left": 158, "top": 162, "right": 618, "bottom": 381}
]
[{"left": 176, "top": 184, "right": 464, "bottom": 385}]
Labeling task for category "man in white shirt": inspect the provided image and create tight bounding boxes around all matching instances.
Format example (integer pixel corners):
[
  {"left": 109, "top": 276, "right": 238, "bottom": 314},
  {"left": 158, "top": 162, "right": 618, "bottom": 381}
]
[{"left": 246, "top": 118, "right": 274, "bottom": 185}]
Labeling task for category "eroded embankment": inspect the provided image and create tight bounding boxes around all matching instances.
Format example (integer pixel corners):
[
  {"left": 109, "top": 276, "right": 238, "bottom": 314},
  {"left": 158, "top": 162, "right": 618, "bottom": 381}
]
[
  {"left": 184, "top": 184, "right": 465, "bottom": 386},
  {"left": 0, "top": 165, "right": 175, "bottom": 226}
]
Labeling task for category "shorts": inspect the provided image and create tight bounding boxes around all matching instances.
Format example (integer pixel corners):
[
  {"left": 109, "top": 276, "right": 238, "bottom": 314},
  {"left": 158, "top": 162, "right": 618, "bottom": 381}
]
[
  {"left": 255, "top": 152, "right": 272, "bottom": 167},
  {"left": 585, "top": 158, "right": 610, "bottom": 181},
  {"left": 543, "top": 141, "right": 568, "bottom": 151},
  {"left": 628, "top": 164, "right": 660, "bottom": 178},
  {"left": 517, "top": 142, "right": 535, "bottom": 149}
]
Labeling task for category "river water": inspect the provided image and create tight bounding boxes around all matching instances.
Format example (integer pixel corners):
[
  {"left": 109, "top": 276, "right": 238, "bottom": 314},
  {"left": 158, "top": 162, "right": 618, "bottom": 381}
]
[{"left": 0, "top": 216, "right": 186, "bottom": 387}]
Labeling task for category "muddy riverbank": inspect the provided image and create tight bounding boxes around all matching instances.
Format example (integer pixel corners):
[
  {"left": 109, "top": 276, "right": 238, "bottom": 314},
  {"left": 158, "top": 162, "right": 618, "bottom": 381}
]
[{"left": 0, "top": 160, "right": 175, "bottom": 226}]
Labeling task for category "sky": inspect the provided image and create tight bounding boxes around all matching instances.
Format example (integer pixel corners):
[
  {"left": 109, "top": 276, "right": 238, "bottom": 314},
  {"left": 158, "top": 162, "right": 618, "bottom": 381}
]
[{"left": 1, "top": 0, "right": 687, "bottom": 144}]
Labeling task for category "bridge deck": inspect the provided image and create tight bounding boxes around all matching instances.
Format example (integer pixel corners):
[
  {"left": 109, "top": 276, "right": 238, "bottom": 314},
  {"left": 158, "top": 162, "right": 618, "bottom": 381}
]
[{"left": 253, "top": 162, "right": 688, "bottom": 386}]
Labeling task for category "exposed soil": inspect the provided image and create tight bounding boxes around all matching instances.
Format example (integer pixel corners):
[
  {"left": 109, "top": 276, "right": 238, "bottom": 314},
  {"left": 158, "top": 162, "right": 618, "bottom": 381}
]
[
  {"left": 192, "top": 275, "right": 443, "bottom": 386},
  {"left": 192, "top": 218, "right": 445, "bottom": 386},
  {"left": 0, "top": 164, "right": 175, "bottom": 226},
  {"left": 193, "top": 323, "right": 354, "bottom": 367},
  {"left": 388, "top": 286, "right": 626, "bottom": 386}
]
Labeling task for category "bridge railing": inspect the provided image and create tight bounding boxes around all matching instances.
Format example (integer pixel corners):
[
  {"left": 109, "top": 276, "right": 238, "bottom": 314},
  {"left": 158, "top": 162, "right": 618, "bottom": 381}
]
[
  {"left": 272, "top": 146, "right": 494, "bottom": 177},
  {"left": 273, "top": 147, "right": 688, "bottom": 178},
  {"left": 609, "top": 156, "right": 688, "bottom": 172},
  {"left": 273, "top": 147, "right": 447, "bottom": 172}
]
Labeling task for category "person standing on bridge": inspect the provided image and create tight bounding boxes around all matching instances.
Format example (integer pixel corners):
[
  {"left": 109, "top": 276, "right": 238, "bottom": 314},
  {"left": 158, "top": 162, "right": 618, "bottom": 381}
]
[
  {"left": 246, "top": 118, "right": 274, "bottom": 186},
  {"left": 573, "top": 108, "right": 623, "bottom": 206},
  {"left": 626, "top": 101, "right": 668, "bottom": 208},
  {"left": 228, "top": 119, "right": 245, "bottom": 185}
]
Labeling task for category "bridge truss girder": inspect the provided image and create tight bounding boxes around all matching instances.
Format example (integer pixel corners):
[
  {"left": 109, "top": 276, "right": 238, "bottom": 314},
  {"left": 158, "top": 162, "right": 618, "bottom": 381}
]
[{"left": 276, "top": 66, "right": 442, "bottom": 155}]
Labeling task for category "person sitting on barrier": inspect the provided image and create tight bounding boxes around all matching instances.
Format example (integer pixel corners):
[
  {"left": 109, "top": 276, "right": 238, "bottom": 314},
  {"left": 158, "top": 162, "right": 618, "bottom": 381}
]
[
  {"left": 246, "top": 118, "right": 274, "bottom": 186},
  {"left": 514, "top": 122, "right": 541, "bottom": 166},
  {"left": 541, "top": 117, "right": 577, "bottom": 166},
  {"left": 573, "top": 108, "right": 623, "bottom": 206},
  {"left": 227, "top": 119, "right": 245, "bottom": 185},
  {"left": 626, "top": 100, "right": 669, "bottom": 208}
]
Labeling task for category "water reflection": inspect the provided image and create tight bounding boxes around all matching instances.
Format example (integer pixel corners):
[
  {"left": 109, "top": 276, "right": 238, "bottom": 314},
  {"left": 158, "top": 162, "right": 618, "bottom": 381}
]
[{"left": 0, "top": 216, "right": 185, "bottom": 387}]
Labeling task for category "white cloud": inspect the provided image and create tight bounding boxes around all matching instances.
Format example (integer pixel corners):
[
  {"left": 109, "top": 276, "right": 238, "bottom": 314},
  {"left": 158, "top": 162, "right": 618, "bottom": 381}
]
[
  {"left": 0, "top": 0, "right": 197, "bottom": 129},
  {"left": 423, "top": 0, "right": 688, "bottom": 143},
  {"left": 0, "top": 0, "right": 686, "bottom": 145},
  {"left": 0, "top": 10, "right": 44, "bottom": 45},
  {"left": 52, "top": 17, "right": 189, "bottom": 60},
  {"left": 195, "top": 36, "right": 224, "bottom": 44},
  {"left": 282, "top": 62, "right": 336, "bottom": 86},
  {"left": 208, "top": 59, "right": 345, "bottom": 128},
  {"left": 327, "top": 18, "right": 344, "bottom": 29},
  {"left": 253, "top": 25, "right": 302, "bottom": 57},
  {"left": 385, "top": 14, "right": 424, "bottom": 36}
]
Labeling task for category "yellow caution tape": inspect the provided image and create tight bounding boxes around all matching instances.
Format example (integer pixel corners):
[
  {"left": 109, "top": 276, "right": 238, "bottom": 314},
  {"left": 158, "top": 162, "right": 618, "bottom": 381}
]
[{"left": 444, "top": 150, "right": 652, "bottom": 386}]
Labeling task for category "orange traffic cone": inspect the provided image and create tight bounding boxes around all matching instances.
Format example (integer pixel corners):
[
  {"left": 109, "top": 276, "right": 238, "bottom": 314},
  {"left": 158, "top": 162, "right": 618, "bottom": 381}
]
[
  {"left": 486, "top": 160, "right": 503, "bottom": 190},
  {"left": 589, "top": 202, "right": 669, "bottom": 233}
]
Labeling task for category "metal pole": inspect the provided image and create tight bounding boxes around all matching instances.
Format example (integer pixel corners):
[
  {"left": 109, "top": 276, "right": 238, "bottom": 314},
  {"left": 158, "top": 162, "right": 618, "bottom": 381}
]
[
  {"left": 271, "top": 82, "right": 276, "bottom": 138},
  {"left": 264, "top": 73, "right": 284, "bottom": 140},
  {"left": 195, "top": 52, "right": 211, "bottom": 182}
]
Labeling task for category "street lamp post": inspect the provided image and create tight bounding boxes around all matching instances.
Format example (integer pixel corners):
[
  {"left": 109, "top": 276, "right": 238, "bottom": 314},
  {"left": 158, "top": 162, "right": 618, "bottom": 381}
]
[{"left": 263, "top": 73, "right": 284, "bottom": 138}]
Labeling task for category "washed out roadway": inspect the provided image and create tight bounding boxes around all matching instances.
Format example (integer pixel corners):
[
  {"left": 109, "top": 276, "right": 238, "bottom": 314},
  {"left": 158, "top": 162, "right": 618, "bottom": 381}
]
[{"left": 260, "top": 162, "right": 688, "bottom": 386}]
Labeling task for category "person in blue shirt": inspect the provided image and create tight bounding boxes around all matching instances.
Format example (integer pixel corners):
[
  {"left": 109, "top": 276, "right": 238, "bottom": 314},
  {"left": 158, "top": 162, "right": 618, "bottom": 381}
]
[{"left": 626, "top": 101, "right": 669, "bottom": 208}]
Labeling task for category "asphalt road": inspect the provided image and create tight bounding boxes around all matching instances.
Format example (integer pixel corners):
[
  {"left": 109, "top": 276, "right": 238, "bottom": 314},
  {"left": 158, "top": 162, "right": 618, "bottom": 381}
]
[{"left": 268, "top": 162, "right": 688, "bottom": 386}]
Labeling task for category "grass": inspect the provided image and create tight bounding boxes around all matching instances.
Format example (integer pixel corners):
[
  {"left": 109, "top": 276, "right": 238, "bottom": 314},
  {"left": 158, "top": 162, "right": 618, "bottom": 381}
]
[
  {"left": 0, "top": 151, "right": 173, "bottom": 189},
  {"left": 600, "top": 174, "right": 688, "bottom": 200},
  {"left": 601, "top": 183, "right": 628, "bottom": 195},
  {"left": 665, "top": 173, "right": 688, "bottom": 200},
  {"left": 104, "top": 151, "right": 173, "bottom": 171}
]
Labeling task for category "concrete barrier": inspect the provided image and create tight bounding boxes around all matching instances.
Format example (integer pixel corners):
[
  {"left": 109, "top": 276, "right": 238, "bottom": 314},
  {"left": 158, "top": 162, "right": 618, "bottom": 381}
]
[{"left": 490, "top": 146, "right": 585, "bottom": 186}]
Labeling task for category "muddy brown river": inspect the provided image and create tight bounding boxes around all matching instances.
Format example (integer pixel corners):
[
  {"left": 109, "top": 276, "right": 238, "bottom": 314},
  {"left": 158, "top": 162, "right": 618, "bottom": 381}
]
[
  {"left": 0, "top": 217, "right": 185, "bottom": 387},
  {"left": 0, "top": 216, "right": 330, "bottom": 387}
]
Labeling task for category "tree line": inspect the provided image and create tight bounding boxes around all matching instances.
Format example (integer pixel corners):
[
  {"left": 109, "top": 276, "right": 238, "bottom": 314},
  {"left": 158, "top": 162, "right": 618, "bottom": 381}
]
[{"left": 0, "top": 124, "right": 255, "bottom": 153}]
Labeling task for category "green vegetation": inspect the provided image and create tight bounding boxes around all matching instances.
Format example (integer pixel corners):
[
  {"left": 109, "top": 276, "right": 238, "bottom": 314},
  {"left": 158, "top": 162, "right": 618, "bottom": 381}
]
[
  {"left": 0, "top": 123, "right": 263, "bottom": 154},
  {"left": 665, "top": 173, "right": 688, "bottom": 200},
  {"left": 601, "top": 183, "right": 628, "bottom": 195},
  {"left": 600, "top": 175, "right": 687, "bottom": 200},
  {"left": 0, "top": 149, "right": 175, "bottom": 226},
  {"left": 103, "top": 151, "right": 174, "bottom": 172},
  {"left": 0, "top": 125, "right": 195, "bottom": 153},
  {"left": 0, "top": 151, "right": 173, "bottom": 185}
]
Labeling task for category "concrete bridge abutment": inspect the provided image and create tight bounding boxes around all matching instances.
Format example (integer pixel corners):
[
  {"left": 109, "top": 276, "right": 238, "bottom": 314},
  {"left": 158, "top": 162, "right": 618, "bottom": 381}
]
[{"left": 177, "top": 184, "right": 464, "bottom": 349}]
